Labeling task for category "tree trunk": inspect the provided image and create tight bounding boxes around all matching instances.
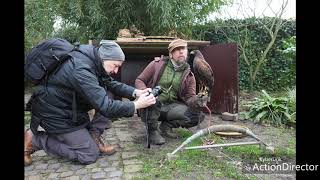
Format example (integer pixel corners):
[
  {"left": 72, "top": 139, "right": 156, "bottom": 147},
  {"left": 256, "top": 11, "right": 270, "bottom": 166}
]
[{"left": 248, "top": 66, "right": 254, "bottom": 91}]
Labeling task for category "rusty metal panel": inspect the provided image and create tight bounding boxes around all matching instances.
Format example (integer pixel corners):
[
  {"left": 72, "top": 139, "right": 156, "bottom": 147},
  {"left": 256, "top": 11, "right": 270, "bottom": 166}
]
[
  {"left": 199, "top": 43, "right": 239, "bottom": 114},
  {"left": 118, "top": 43, "right": 238, "bottom": 114},
  {"left": 120, "top": 54, "right": 161, "bottom": 86}
]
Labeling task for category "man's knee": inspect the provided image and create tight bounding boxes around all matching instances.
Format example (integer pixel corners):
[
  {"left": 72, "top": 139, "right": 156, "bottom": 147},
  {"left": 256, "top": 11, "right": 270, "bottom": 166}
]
[
  {"left": 74, "top": 137, "right": 100, "bottom": 165},
  {"left": 77, "top": 145, "right": 100, "bottom": 165},
  {"left": 166, "top": 104, "right": 188, "bottom": 121},
  {"left": 183, "top": 110, "right": 205, "bottom": 128}
]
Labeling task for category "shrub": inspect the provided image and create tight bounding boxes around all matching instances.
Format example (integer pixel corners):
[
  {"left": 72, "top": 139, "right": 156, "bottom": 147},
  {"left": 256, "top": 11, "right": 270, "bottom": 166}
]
[{"left": 243, "top": 88, "right": 296, "bottom": 127}]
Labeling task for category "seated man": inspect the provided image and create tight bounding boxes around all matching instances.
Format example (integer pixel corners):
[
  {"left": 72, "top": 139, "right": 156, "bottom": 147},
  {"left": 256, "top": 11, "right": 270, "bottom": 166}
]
[{"left": 135, "top": 39, "right": 208, "bottom": 145}]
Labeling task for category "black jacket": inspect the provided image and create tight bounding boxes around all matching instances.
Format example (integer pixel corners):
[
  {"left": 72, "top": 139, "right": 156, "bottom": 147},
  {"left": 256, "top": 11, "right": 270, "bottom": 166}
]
[{"left": 30, "top": 45, "right": 135, "bottom": 134}]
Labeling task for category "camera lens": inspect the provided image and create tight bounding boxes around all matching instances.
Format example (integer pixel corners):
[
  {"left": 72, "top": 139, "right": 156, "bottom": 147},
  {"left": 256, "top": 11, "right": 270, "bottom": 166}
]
[{"left": 151, "top": 86, "right": 162, "bottom": 97}]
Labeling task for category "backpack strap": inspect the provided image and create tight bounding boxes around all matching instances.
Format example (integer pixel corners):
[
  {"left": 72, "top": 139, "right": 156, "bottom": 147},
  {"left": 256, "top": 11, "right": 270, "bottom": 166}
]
[
  {"left": 42, "top": 44, "right": 78, "bottom": 95},
  {"left": 72, "top": 91, "right": 77, "bottom": 123}
]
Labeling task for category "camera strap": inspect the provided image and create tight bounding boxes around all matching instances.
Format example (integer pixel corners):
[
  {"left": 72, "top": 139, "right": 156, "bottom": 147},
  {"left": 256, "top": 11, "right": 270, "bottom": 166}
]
[{"left": 145, "top": 108, "right": 150, "bottom": 148}]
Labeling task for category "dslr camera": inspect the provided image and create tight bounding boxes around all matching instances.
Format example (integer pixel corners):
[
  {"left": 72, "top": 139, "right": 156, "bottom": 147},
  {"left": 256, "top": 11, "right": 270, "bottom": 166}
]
[{"left": 149, "top": 86, "right": 162, "bottom": 97}]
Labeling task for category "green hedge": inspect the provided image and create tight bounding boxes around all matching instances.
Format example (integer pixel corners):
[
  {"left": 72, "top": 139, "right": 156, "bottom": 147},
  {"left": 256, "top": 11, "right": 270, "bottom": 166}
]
[{"left": 191, "top": 18, "right": 296, "bottom": 91}]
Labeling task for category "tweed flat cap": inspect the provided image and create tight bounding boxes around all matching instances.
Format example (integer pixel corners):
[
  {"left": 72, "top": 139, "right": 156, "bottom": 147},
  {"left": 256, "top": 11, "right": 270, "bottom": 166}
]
[{"left": 168, "top": 39, "right": 187, "bottom": 53}]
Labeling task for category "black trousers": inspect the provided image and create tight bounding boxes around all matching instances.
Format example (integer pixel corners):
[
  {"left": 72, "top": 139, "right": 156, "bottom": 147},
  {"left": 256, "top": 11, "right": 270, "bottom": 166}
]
[{"left": 141, "top": 101, "right": 205, "bottom": 130}]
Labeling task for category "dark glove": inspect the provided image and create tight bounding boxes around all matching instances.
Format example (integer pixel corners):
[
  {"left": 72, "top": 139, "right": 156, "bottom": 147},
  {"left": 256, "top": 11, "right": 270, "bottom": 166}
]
[
  {"left": 195, "top": 94, "right": 209, "bottom": 107},
  {"left": 187, "top": 94, "right": 210, "bottom": 111}
]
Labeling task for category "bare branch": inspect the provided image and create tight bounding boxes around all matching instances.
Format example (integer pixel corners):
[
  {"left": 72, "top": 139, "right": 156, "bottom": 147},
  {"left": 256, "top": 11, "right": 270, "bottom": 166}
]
[
  {"left": 241, "top": 0, "right": 254, "bottom": 18},
  {"left": 261, "top": 0, "right": 270, "bottom": 16},
  {"left": 252, "top": 0, "right": 257, "bottom": 17},
  {"left": 218, "top": 0, "right": 291, "bottom": 90},
  {"left": 279, "top": 0, "right": 289, "bottom": 19},
  {"left": 266, "top": 0, "right": 277, "bottom": 16},
  {"left": 253, "top": 16, "right": 285, "bottom": 79}
]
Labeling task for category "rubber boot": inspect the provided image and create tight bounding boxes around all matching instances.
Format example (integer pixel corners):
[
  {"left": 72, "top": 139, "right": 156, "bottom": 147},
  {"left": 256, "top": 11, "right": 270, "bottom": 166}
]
[
  {"left": 159, "top": 122, "right": 179, "bottom": 139},
  {"left": 149, "top": 129, "right": 165, "bottom": 145}
]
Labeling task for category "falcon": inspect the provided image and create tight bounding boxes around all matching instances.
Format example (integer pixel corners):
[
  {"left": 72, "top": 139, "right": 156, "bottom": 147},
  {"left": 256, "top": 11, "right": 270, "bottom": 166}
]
[{"left": 188, "top": 50, "right": 214, "bottom": 102}]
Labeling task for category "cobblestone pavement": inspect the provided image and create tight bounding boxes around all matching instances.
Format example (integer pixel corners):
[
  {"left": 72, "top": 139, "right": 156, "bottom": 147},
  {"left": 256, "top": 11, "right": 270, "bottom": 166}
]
[
  {"left": 25, "top": 114, "right": 296, "bottom": 180},
  {"left": 25, "top": 115, "right": 147, "bottom": 180},
  {"left": 24, "top": 95, "right": 296, "bottom": 179}
]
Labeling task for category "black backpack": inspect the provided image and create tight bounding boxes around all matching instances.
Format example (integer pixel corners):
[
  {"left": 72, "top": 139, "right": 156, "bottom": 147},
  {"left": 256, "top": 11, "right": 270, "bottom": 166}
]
[{"left": 24, "top": 38, "right": 77, "bottom": 85}]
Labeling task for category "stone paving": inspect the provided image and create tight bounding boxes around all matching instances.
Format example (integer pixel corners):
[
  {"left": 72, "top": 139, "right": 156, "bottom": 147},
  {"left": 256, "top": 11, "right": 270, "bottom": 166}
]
[
  {"left": 25, "top": 115, "right": 147, "bottom": 180},
  {"left": 25, "top": 113, "right": 297, "bottom": 180},
  {"left": 24, "top": 95, "right": 296, "bottom": 179}
]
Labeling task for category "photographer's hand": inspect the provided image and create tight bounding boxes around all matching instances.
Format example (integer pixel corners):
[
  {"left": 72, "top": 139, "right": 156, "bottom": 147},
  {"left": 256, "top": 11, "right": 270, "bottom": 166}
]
[
  {"left": 133, "top": 88, "right": 152, "bottom": 98},
  {"left": 133, "top": 92, "right": 156, "bottom": 110}
]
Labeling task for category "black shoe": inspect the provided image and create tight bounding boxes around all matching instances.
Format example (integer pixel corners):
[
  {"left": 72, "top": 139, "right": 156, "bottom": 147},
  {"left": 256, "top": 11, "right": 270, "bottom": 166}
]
[
  {"left": 159, "top": 122, "right": 179, "bottom": 139},
  {"left": 149, "top": 130, "right": 165, "bottom": 145}
]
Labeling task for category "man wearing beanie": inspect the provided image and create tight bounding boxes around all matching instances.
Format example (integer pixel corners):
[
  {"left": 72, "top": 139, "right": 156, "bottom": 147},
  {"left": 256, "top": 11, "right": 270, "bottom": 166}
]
[
  {"left": 135, "top": 39, "right": 207, "bottom": 145},
  {"left": 25, "top": 40, "right": 156, "bottom": 166}
]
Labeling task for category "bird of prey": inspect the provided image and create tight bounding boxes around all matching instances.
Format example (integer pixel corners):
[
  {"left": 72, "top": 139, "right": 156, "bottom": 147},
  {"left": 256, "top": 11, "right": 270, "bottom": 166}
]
[{"left": 187, "top": 50, "right": 214, "bottom": 102}]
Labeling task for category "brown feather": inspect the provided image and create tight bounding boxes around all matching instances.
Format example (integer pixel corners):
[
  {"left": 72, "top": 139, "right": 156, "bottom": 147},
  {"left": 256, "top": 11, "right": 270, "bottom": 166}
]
[{"left": 191, "top": 50, "right": 214, "bottom": 101}]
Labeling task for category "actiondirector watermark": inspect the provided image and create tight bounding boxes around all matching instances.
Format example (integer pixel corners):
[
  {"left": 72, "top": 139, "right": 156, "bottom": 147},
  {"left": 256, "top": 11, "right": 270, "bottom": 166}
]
[
  {"left": 245, "top": 162, "right": 318, "bottom": 172},
  {"left": 242, "top": 157, "right": 319, "bottom": 174}
]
